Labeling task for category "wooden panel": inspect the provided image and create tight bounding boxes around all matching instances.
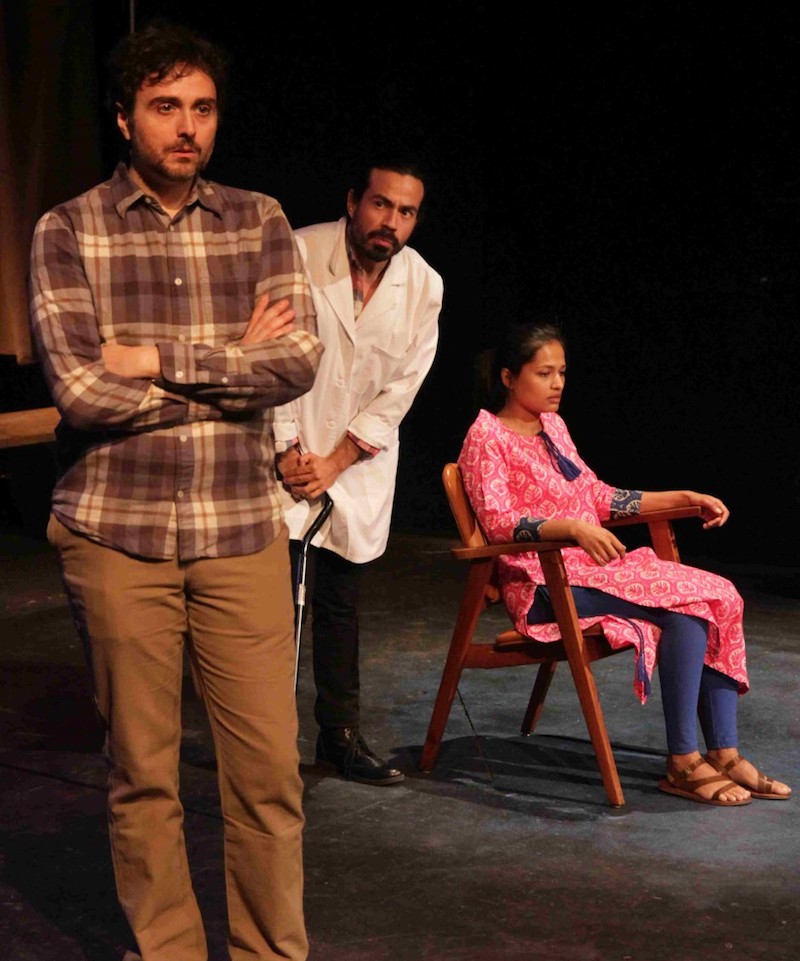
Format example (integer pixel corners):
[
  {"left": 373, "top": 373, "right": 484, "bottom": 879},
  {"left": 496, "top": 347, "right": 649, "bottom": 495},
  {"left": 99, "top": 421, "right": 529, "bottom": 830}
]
[{"left": 0, "top": 407, "right": 59, "bottom": 449}]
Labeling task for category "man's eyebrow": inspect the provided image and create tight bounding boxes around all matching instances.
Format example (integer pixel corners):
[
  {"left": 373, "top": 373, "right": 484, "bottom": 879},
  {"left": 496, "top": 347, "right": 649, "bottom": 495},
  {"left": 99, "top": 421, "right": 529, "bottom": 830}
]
[
  {"left": 146, "top": 96, "right": 217, "bottom": 107},
  {"left": 373, "top": 193, "right": 419, "bottom": 214}
]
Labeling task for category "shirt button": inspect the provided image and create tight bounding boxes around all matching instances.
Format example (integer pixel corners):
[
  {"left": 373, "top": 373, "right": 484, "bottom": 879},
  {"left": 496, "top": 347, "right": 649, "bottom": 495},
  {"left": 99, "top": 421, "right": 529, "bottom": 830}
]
[
  {"left": 175, "top": 370, "right": 184, "bottom": 379},
  {"left": 179, "top": 435, "right": 188, "bottom": 443},
  {"left": 174, "top": 277, "right": 183, "bottom": 286},
  {"left": 178, "top": 334, "right": 186, "bottom": 343},
  {"left": 176, "top": 490, "right": 184, "bottom": 499},
  {"left": 221, "top": 376, "right": 228, "bottom": 384}
]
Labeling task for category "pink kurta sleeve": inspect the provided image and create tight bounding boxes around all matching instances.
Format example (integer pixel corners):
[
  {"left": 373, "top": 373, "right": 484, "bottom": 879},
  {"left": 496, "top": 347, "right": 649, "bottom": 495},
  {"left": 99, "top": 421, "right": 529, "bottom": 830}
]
[{"left": 459, "top": 425, "right": 521, "bottom": 543}]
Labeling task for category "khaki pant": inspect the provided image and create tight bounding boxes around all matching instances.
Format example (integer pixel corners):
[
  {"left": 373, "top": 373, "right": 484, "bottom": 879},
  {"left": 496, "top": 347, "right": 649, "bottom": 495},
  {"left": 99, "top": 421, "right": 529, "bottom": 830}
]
[{"left": 48, "top": 516, "right": 307, "bottom": 961}]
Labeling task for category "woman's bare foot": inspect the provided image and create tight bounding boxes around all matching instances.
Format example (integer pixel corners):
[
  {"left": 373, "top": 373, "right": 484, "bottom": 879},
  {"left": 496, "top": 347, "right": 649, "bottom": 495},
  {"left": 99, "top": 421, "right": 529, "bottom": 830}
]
[
  {"left": 666, "top": 752, "right": 752, "bottom": 804},
  {"left": 705, "top": 748, "right": 792, "bottom": 799}
]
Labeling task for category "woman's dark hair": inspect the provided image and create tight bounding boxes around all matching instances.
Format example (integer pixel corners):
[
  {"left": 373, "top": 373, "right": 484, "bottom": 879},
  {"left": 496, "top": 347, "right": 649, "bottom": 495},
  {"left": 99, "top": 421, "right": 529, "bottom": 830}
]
[
  {"left": 486, "top": 321, "right": 565, "bottom": 412},
  {"left": 106, "top": 19, "right": 229, "bottom": 117}
]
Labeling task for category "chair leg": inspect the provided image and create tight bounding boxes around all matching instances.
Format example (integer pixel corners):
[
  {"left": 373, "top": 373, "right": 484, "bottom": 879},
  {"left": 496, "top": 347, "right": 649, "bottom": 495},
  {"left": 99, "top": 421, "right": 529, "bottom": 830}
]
[
  {"left": 562, "top": 648, "right": 625, "bottom": 806},
  {"left": 520, "top": 661, "right": 557, "bottom": 735},
  {"left": 420, "top": 558, "right": 493, "bottom": 772},
  {"left": 540, "top": 552, "right": 625, "bottom": 806}
]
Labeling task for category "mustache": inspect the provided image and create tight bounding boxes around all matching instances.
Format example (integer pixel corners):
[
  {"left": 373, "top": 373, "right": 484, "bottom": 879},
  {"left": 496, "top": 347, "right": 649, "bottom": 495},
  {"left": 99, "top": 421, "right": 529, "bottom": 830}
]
[
  {"left": 368, "top": 228, "right": 399, "bottom": 246},
  {"left": 166, "top": 139, "right": 198, "bottom": 153}
]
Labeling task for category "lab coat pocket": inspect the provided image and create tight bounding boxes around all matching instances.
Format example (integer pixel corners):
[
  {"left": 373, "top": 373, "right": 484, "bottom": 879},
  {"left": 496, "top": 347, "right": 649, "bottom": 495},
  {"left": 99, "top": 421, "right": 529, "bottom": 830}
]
[{"left": 354, "top": 339, "right": 406, "bottom": 405}]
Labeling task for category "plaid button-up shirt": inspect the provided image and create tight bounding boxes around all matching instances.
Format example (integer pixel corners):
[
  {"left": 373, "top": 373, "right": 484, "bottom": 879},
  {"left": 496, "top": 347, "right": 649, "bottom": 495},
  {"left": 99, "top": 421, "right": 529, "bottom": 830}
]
[{"left": 30, "top": 163, "right": 322, "bottom": 561}]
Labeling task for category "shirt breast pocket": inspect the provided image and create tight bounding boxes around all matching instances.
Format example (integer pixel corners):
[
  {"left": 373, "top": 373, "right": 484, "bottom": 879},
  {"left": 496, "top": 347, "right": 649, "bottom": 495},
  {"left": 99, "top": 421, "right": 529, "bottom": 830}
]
[{"left": 201, "top": 251, "right": 256, "bottom": 342}]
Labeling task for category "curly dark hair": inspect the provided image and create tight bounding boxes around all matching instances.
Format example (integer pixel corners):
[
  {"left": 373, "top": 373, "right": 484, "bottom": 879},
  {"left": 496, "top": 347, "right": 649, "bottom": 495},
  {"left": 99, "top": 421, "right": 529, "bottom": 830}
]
[{"left": 106, "top": 19, "right": 229, "bottom": 117}]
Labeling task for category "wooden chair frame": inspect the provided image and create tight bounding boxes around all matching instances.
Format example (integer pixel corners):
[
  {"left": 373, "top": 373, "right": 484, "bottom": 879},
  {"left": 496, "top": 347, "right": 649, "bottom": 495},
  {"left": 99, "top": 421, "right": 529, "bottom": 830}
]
[{"left": 419, "top": 462, "right": 702, "bottom": 806}]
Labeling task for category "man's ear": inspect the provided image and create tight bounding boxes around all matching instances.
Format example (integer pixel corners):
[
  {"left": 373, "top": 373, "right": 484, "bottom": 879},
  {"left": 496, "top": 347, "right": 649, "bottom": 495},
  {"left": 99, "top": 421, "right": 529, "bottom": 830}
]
[
  {"left": 346, "top": 189, "right": 356, "bottom": 219},
  {"left": 116, "top": 104, "right": 132, "bottom": 142}
]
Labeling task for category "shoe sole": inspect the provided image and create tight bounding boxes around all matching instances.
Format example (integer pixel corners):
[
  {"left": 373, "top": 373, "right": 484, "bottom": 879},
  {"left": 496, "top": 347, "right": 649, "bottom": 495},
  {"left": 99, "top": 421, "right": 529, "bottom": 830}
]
[
  {"left": 657, "top": 777, "right": 752, "bottom": 806},
  {"left": 315, "top": 756, "right": 405, "bottom": 786}
]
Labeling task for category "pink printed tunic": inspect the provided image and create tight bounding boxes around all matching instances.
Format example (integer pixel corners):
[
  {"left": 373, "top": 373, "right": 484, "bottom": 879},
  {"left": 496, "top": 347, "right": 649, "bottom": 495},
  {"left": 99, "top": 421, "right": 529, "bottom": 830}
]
[{"left": 457, "top": 409, "right": 748, "bottom": 703}]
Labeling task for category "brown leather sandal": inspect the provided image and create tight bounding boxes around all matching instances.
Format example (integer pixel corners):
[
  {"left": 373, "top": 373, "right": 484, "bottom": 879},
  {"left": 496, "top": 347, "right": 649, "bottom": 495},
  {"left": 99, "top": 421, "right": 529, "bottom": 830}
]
[
  {"left": 705, "top": 753, "right": 792, "bottom": 800},
  {"left": 657, "top": 756, "right": 752, "bottom": 806}
]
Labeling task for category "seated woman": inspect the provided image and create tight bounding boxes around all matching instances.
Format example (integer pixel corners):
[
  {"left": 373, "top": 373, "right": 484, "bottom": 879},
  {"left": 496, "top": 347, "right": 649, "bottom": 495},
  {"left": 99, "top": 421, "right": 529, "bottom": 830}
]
[{"left": 458, "top": 322, "right": 791, "bottom": 806}]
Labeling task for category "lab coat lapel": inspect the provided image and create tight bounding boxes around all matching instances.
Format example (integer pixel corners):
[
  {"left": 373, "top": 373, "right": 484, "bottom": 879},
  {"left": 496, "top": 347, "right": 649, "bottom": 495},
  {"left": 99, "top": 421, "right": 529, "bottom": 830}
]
[{"left": 321, "top": 229, "right": 357, "bottom": 341}]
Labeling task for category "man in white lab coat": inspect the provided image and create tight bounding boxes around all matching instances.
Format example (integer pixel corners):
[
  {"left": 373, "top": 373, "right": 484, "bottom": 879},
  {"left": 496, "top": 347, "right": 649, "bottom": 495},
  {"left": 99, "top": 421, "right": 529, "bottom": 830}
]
[{"left": 274, "top": 159, "right": 443, "bottom": 785}]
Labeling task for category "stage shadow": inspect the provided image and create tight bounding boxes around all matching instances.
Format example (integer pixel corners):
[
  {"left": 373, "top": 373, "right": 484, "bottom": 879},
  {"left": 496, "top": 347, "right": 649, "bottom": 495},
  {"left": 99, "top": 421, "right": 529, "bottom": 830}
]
[
  {"left": 2, "top": 804, "right": 134, "bottom": 960},
  {"left": 396, "top": 732, "right": 667, "bottom": 819}
]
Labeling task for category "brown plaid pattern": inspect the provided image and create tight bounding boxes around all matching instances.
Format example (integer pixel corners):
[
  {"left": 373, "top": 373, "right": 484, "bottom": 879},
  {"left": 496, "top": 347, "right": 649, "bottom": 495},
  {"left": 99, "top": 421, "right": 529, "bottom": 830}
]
[{"left": 30, "top": 164, "right": 322, "bottom": 560}]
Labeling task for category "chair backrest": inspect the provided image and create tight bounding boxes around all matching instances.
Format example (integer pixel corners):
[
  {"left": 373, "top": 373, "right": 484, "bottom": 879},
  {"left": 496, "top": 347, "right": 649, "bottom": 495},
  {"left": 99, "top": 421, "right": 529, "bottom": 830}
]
[
  {"left": 442, "top": 463, "right": 486, "bottom": 548},
  {"left": 442, "top": 463, "right": 503, "bottom": 604}
]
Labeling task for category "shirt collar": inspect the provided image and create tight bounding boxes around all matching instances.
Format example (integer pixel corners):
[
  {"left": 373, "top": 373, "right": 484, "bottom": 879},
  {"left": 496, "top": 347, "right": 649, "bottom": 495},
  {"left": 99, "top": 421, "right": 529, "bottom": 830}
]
[{"left": 110, "top": 162, "right": 223, "bottom": 218}]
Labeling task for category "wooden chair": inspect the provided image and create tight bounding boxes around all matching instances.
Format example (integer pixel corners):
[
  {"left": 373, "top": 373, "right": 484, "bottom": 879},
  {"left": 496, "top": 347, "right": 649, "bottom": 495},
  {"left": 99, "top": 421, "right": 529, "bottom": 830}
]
[{"left": 419, "top": 462, "right": 702, "bottom": 806}]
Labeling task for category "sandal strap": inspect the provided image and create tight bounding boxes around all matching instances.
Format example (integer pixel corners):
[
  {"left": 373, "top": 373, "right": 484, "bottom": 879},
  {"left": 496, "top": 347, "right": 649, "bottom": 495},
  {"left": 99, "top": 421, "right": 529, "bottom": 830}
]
[
  {"left": 758, "top": 773, "right": 775, "bottom": 794},
  {"left": 706, "top": 752, "right": 745, "bottom": 776},
  {"left": 668, "top": 756, "right": 741, "bottom": 799},
  {"left": 669, "top": 756, "right": 707, "bottom": 784},
  {"left": 710, "top": 779, "right": 741, "bottom": 801},
  {"left": 707, "top": 753, "right": 777, "bottom": 794}
]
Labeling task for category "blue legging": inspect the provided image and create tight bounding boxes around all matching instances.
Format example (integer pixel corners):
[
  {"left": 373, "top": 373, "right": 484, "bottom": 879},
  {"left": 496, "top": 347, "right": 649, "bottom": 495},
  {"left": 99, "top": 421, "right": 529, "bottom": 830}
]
[{"left": 528, "top": 587, "right": 739, "bottom": 754}]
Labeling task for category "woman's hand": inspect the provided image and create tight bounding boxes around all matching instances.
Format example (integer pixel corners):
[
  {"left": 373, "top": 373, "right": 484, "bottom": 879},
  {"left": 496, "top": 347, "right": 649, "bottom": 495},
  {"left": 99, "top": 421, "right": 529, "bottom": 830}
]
[
  {"left": 574, "top": 521, "right": 627, "bottom": 565},
  {"left": 540, "top": 519, "right": 627, "bottom": 565},
  {"left": 687, "top": 492, "right": 730, "bottom": 529}
]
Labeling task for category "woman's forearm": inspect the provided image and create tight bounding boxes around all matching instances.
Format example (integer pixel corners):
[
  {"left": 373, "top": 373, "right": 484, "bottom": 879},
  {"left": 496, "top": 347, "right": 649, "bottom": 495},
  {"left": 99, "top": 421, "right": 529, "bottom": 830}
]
[
  {"left": 640, "top": 490, "right": 694, "bottom": 513},
  {"left": 539, "top": 518, "right": 583, "bottom": 541},
  {"left": 641, "top": 489, "right": 729, "bottom": 528}
]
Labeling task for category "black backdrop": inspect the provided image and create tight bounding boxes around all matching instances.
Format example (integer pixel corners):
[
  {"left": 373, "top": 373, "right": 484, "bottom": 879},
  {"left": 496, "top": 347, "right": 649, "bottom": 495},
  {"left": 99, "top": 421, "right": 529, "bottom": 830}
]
[{"left": 18, "top": 3, "right": 800, "bottom": 566}]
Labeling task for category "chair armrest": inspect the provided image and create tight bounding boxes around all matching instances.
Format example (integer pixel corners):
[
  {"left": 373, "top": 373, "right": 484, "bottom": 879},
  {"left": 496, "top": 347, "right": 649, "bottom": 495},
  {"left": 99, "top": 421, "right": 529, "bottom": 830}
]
[
  {"left": 452, "top": 507, "right": 703, "bottom": 562},
  {"left": 603, "top": 506, "right": 702, "bottom": 529},
  {"left": 452, "top": 540, "right": 576, "bottom": 561},
  {"left": 450, "top": 507, "right": 702, "bottom": 561}
]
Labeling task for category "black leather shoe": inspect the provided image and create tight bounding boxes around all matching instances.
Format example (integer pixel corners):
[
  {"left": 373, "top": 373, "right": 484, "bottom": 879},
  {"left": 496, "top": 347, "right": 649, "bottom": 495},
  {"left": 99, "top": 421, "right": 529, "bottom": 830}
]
[{"left": 316, "top": 727, "right": 405, "bottom": 786}]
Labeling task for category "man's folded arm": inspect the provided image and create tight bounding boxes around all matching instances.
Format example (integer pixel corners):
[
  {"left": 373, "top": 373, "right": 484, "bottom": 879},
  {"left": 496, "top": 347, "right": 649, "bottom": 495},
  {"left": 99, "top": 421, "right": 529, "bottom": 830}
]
[
  {"left": 30, "top": 209, "right": 323, "bottom": 432},
  {"left": 30, "top": 212, "right": 203, "bottom": 433}
]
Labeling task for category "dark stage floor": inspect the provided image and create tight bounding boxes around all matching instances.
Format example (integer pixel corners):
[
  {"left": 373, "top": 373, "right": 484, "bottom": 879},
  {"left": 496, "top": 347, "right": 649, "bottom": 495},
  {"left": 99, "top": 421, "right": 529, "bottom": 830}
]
[{"left": 1, "top": 528, "right": 798, "bottom": 961}]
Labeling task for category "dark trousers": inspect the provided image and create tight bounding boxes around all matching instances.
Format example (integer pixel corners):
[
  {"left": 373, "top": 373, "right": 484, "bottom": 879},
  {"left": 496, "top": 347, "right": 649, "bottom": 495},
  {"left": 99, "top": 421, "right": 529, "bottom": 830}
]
[{"left": 289, "top": 540, "right": 365, "bottom": 730}]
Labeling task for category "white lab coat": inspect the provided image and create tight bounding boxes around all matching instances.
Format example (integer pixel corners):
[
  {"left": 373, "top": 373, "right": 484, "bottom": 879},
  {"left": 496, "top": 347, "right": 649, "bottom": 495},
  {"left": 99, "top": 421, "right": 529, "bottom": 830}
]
[{"left": 273, "top": 218, "right": 443, "bottom": 563}]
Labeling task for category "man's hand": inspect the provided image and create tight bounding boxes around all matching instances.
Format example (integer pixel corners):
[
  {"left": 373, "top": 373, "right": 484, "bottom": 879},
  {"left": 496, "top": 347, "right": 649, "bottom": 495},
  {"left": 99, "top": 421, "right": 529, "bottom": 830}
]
[
  {"left": 240, "top": 292, "right": 296, "bottom": 345},
  {"left": 280, "top": 451, "right": 343, "bottom": 501},
  {"left": 102, "top": 343, "right": 161, "bottom": 379},
  {"left": 280, "top": 437, "right": 362, "bottom": 501},
  {"left": 276, "top": 448, "right": 305, "bottom": 501}
]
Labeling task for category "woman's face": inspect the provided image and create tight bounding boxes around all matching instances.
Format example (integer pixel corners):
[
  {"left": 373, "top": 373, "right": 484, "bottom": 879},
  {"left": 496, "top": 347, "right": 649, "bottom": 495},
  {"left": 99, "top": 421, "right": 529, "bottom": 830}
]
[{"left": 502, "top": 340, "right": 566, "bottom": 418}]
